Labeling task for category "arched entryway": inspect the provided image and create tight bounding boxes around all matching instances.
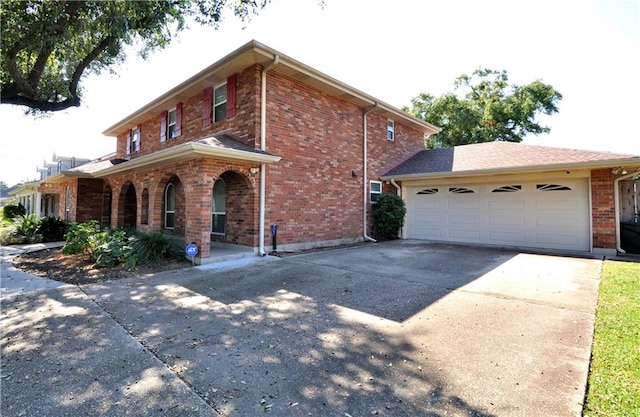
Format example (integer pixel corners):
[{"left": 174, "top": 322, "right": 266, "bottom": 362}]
[
  {"left": 118, "top": 182, "right": 137, "bottom": 229},
  {"left": 212, "top": 171, "right": 255, "bottom": 246}
]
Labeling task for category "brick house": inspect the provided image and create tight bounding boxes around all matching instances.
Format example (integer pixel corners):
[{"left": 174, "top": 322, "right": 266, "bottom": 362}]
[
  {"left": 41, "top": 40, "right": 439, "bottom": 262},
  {"left": 39, "top": 40, "right": 639, "bottom": 260},
  {"left": 9, "top": 154, "right": 91, "bottom": 218}
]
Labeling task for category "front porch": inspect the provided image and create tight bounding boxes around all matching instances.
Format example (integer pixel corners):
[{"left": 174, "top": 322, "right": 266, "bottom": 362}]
[{"left": 194, "top": 241, "right": 256, "bottom": 265}]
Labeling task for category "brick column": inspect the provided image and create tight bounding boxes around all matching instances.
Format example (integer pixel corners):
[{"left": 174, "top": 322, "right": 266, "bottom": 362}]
[
  {"left": 183, "top": 175, "right": 212, "bottom": 260},
  {"left": 591, "top": 169, "right": 616, "bottom": 250}
]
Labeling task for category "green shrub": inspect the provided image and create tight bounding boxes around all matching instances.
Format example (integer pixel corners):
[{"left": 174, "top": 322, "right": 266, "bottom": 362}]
[
  {"left": 129, "top": 230, "right": 184, "bottom": 265},
  {"left": 62, "top": 223, "right": 184, "bottom": 271},
  {"left": 3, "top": 203, "right": 26, "bottom": 220},
  {"left": 12, "top": 214, "right": 41, "bottom": 243},
  {"left": 37, "top": 217, "right": 68, "bottom": 242},
  {"left": 94, "top": 229, "right": 135, "bottom": 268},
  {"left": 62, "top": 220, "right": 104, "bottom": 255},
  {"left": 372, "top": 193, "right": 407, "bottom": 240},
  {"left": 0, "top": 223, "right": 19, "bottom": 245}
]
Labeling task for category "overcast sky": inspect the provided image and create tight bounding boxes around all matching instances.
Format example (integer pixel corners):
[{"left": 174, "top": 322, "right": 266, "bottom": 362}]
[{"left": 1, "top": 0, "right": 638, "bottom": 186}]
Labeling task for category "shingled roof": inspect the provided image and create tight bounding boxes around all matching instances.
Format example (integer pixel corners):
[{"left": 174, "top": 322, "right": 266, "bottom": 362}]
[{"left": 382, "top": 142, "right": 640, "bottom": 179}]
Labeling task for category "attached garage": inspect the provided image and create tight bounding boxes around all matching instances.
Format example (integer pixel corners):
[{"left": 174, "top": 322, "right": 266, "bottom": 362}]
[
  {"left": 405, "top": 178, "right": 590, "bottom": 251},
  {"left": 381, "top": 142, "right": 640, "bottom": 255}
]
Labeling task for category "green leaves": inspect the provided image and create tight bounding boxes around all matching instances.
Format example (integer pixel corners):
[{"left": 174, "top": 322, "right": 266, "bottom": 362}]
[
  {"left": 372, "top": 194, "right": 407, "bottom": 240},
  {"left": 1, "top": 0, "right": 273, "bottom": 114},
  {"left": 406, "top": 68, "right": 563, "bottom": 148}
]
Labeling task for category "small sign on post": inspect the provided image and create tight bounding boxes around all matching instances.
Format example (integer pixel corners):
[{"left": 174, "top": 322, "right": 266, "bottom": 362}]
[{"left": 185, "top": 243, "right": 199, "bottom": 266}]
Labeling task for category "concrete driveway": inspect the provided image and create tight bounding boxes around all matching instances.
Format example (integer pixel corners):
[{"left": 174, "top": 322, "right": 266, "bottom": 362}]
[{"left": 1, "top": 240, "right": 601, "bottom": 416}]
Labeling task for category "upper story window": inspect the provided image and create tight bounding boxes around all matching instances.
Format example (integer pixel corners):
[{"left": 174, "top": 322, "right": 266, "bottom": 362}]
[
  {"left": 132, "top": 127, "right": 140, "bottom": 152},
  {"left": 387, "top": 120, "right": 395, "bottom": 141},
  {"left": 214, "top": 83, "right": 227, "bottom": 123},
  {"left": 203, "top": 74, "right": 237, "bottom": 127},
  {"left": 127, "top": 127, "right": 141, "bottom": 155},
  {"left": 160, "top": 103, "right": 182, "bottom": 142},
  {"left": 168, "top": 108, "right": 177, "bottom": 138}
]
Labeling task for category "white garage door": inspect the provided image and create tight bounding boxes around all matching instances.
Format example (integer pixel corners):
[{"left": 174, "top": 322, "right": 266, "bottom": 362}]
[{"left": 405, "top": 179, "right": 590, "bottom": 251}]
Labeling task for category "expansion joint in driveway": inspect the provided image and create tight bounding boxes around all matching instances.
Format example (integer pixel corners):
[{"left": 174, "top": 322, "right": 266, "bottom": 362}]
[{"left": 77, "top": 285, "right": 229, "bottom": 416}]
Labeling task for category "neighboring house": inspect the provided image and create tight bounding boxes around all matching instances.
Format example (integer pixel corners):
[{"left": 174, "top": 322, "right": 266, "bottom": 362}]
[
  {"left": 9, "top": 154, "right": 92, "bottom": 218},
  {"left": 39, "top": 40, "right": 640, "bottom": 261},
  {"left": 381, "top": 142, "right": 640, "bottom": 255},
  {"left": 37, "top": 154, "right": 92, "bottom": 180}
]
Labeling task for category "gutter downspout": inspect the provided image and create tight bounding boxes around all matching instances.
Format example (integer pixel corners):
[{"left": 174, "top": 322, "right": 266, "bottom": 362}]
[
  {"left": 390, "top": 178, "right": 401, "bottom": 196},
  {"left": 363, "top": 102, "right": 378, "bottom": 243},
  {"left": 259, "top": 55, "right": 280, "bottom": 256}
]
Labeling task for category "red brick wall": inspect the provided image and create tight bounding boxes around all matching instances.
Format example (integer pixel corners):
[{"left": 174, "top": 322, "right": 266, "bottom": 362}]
[
  {"left": 108, "top": 64, "right": 426, "bottom": 253},
  {"left": 76, "top": 178, "right": 106, "bottom": 223},
  {"left": 263, "top": 71, "right": 426, "bottom": 243},
  {"left": 591, "top": 168, "right": 616, "bottom": 249},
  {"left": 117, "top": 66, "right": 262, "bottom": 159}
]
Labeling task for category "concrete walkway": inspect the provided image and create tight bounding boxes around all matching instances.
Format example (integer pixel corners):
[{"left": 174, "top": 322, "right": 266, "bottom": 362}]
[
  {"left": 1, "top": 242, "right": 71, "bottom": 299},
  {"left": 1, "top": 241, "right": 601, "bottom": 416}
]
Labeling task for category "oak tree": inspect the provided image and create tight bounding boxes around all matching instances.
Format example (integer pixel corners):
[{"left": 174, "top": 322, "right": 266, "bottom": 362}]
[
  {"left": 404, "top": 69, "right": 563, "bottom": 148},
  {"left": 0, "top": 0, "right": 271, "bottom": 113}
]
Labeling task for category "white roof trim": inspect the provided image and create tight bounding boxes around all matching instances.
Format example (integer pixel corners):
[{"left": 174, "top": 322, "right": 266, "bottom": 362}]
[
  {"left": 381, "top": 157, "right": 640, "bottom": 181},
  {"left": 93, "top": 141, "right": 280, "bottom": 178}
]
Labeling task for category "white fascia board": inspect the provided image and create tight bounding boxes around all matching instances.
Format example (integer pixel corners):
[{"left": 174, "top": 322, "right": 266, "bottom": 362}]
[
  {"left": 93, "top": 142, "right": 280, "bottom": 178},
  {"left": 380, "top": 157, "right": 640, "bottom": 181}
]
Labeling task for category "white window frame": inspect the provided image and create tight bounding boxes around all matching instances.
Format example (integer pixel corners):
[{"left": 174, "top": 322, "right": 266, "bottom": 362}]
[
  {"left": 164, "top": 183, "right": 175, "bottom": 229},
  {"left": 370, "top": 180, "right": 382, "bottom": 203},
  {"left": 387, "top": 120, "right": 395, "bottom": 141},
  {"left": 167, "top": 108, "right": 177, "bottom": 139},
  {"left": 131, "top": 127, "right": 140, "bottom": 152},
  {"left": 214, "top": 82, "right": 227, "bottom": 123},
  {"left": 211, "top": 179, "right": 226, "bottom": 235}
]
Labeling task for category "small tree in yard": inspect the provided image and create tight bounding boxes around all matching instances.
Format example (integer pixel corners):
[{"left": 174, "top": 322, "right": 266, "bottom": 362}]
[{"left": 373, "top": 194, "right": 406, "bottom": 240}]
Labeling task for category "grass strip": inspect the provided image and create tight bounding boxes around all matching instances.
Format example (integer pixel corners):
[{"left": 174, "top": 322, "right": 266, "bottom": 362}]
[{"left": 583, "top": 260, "right": 640, "bottom": 417}]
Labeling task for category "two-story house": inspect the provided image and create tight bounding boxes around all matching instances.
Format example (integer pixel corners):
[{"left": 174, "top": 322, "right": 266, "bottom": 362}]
[
  {"left": 9, "top": 154, "right": 92, "bottom": 218},
  {"left": 41, "top": 40, "right": 639, "bottom": 260},
  {"left": 47, "top": 40, "right": 439, "bottom": 262}
]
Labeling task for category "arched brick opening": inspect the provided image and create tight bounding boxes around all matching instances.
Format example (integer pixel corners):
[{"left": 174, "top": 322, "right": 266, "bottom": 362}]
[
  {"left": 212, "top": 170, "right": 255, "bottom": 246},
  {"left": 117, "top": 181, "right": 137, "bottom": 229}
]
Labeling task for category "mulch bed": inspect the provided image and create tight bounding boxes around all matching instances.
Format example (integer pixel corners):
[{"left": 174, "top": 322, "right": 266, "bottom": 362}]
[{"left": 12, "top": 248, "right": 190, "bottom": 285}]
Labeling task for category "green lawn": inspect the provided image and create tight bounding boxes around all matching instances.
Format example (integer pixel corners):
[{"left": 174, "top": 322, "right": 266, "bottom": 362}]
[{"left": 583, "top": 260, "right": 640, "bottom": 417}]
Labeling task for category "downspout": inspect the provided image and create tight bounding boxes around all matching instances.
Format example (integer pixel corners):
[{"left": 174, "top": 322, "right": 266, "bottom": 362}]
[
  {"left": 259, "top": 55, "right": 280, "bottom": 256},
  {"left": 390, "top": 178, "right": 401, "bottom": 196},
  {"left": 363, "top": 102, "right": 378, "bottom": 242}
]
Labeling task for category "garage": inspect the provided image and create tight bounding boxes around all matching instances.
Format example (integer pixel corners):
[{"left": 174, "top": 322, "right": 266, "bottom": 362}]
[
  {"left": 404, "top": 178, "right": 590, "bottom": 251},
  {"left": 382, "top": 142, "right": 640, "bottom": 255}
]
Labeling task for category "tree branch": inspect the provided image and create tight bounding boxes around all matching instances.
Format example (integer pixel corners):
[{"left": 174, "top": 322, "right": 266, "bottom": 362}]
[
  {"left": 68, "top": 36, "right": 118, "bottom": 100},
  {"left": 1, "top": 88, "right": 80, "bottom": 112},
  {"left": 28, "top": 1, "right": 84, "bottom": 87}
]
